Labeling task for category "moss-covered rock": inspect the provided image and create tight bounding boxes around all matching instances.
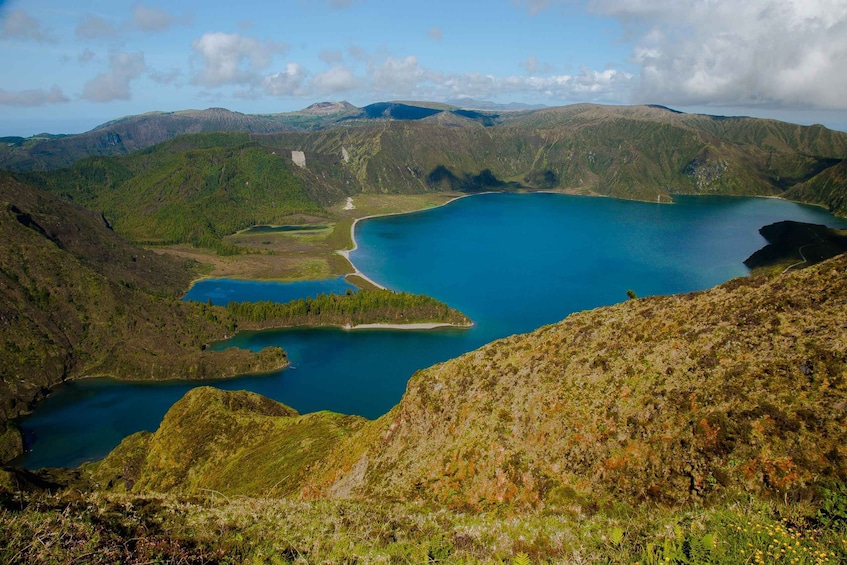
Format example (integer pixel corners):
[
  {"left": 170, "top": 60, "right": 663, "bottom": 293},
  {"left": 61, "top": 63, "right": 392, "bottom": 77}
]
[{"left": 92, "top": 387, "right": 365, "bottom": 497}]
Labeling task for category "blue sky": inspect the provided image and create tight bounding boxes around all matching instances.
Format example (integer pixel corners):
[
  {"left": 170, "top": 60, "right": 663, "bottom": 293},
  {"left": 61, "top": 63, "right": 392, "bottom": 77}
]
[{"left": 2, "top": 0, "right": 847, "bottom": 136}]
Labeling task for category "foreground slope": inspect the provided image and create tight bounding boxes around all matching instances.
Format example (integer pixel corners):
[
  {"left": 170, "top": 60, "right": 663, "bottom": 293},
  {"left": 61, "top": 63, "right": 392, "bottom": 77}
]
[
  {"left": 98, "top": 254, "right": 847, "bottom": 509},
  {"left": 320, "top": 255, "right": 846, "bottom": 506}
]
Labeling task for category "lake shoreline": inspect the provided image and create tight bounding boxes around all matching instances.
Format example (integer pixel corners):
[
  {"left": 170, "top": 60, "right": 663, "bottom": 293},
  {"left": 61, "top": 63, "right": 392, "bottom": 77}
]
[
  {"left": 179, "top": 190, "right": 838, "bottom": 293},
  {"left": 337, "top": 192, "right": 491, "bottom": 290},
  {"left": 17, "top": 192, "right": 847, "bottom": 469}
]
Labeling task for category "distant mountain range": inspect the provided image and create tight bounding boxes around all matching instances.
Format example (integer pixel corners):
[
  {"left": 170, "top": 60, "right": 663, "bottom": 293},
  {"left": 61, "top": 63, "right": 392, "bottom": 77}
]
[
  {"left": 7, "top": 102, "right": 847, "bottom": 247},
  {"left": 0, "top": 108, "right": 295, "bottom": 171}
]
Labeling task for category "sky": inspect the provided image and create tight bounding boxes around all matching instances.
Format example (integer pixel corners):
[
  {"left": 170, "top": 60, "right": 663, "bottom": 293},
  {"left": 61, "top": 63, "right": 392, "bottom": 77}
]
[{"left": 2, "top": 0, "right": 847, "bottom": 136}]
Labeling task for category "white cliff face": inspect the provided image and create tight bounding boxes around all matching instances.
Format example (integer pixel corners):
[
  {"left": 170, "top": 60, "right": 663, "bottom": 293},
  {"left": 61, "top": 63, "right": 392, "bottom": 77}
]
[{"left": 291, "top": 150, "right": 306, "bottom": 168}]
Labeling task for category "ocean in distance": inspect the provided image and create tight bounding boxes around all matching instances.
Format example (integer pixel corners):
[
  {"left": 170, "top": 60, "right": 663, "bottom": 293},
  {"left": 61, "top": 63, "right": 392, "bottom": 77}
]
[{"left": 17, "top": 193, "right": 847, "bottom": 469}]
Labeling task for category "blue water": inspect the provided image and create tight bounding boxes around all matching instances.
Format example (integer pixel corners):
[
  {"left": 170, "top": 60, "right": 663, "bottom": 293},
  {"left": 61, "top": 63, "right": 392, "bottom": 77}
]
[
  {"left": 184, "top": 276, "right": 357, "bottom": 306},
  {"left": 16, "top": 193, "right": 847, "bottom": 469}
]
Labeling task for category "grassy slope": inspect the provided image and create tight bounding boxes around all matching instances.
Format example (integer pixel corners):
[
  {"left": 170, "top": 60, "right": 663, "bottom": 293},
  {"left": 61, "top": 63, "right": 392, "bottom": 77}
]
[
  {"left": 96, "top": 254, "right": 847, "bottom": 508},
  {"left": 3, "top": 487, "right": 846, "bottom": 563},
  {"left": 30, "top": 253, "right": 842, "bottom": 563},
  {"left": 90, "top": 388, "right": 365, "bottom": 497},
  {"left": 784, "top": 159, "right": 847, "bottom": 216},
  {"left": 316, "top": 255, "right": 846, "bottom": 508},
  {"left": 18, "top": 134, "right": 326, "bottom": 250},
  {"left": 0, "top": 176, "right": 287, "bottom": 461}
]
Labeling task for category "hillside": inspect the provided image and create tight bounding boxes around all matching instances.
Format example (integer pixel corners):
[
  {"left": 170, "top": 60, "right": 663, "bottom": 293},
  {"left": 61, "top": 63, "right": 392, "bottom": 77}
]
[
  {"left": 18, "top": 134, "right": 332, "bottom": 251},
  {"left": 0, "top": 175, "right": 288, "bottom": 462},
  {"left": 10, "top": 104, "right": 846, "bottom": 255},
  {"left": 9, "top": 252, "right": 835, "bottom": 562},
  {"left": 95, "top": 253, "right": 847, "bottom": 508},
  {"left": 0, "top": 108, "right": 293, "bottom": 172}
]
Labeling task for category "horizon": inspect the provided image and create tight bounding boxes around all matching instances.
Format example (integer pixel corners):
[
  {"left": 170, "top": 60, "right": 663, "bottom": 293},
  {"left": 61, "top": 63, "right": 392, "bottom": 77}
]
[
  {"left": 2, "top": 0, "right": 847, "bottom": 136},
  {"left": 4, "top": 99, "right": 847, "bottom": 139}
]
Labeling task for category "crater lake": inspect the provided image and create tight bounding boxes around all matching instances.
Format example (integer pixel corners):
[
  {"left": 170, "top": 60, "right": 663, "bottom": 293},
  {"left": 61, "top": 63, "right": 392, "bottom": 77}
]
[{"left": 16, "top": 193, "right": 847, "bottom": 468}]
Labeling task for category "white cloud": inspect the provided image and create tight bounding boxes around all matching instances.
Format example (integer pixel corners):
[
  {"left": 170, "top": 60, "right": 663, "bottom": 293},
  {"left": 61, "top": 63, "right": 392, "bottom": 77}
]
[
  {"left": 319, "top": 49, "right": 344, "bottom": 64},
  {"left": 0, "top": 85, "right": 68, "bottom": 106},
  {"left": 75, "top": 14, "right": 117, "bottom": 39},
  {"left": 370, "top": 55, "right": 443, "bottom": 93},
  {"left": 312, "top": 66, "right": 358, "bottom": 93},
  {"left": 82, "top": 51, "right": 147, "bottom": 102},
  {"left": 428, "top": 27, "right": 442, "bottom": 41},
  {"left": 131, "top": 6, "right": 179, "bottom": 32},
  {"left": 263, "top": 63, "right": 307, "bottom": 96},
  {"left": 589, "top": 0, "right": 847, "bottom": 109},
  {"left": 359, "top": 52, "right": 630, "bottom": 103},
  {"left": 1, "top": 9, "right": 57, "bottom": 43},
  {"left": 192, "top": 32, "right": 287, "bottom": 87}
]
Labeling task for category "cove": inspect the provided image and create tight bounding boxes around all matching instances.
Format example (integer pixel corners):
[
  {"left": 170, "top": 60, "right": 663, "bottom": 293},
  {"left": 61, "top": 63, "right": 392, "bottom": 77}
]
[{"left": 17, "top": 193, "right": 847, "bottom": 469}]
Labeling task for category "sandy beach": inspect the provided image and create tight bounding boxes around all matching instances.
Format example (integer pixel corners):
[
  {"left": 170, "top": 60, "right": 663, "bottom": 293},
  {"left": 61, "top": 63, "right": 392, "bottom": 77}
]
[{"left": 345, "top": 322, "right": 472, "bottom": 331}]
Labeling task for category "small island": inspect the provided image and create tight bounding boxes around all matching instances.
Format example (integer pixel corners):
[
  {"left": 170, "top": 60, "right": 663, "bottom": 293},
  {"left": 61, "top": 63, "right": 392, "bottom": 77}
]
[{"left": 226, "top": 289, "right": 472, "bottom": 331}]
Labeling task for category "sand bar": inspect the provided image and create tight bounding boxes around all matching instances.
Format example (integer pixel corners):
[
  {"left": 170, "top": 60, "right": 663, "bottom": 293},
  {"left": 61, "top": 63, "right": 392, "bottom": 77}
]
[{"left": 345, "top": 322, "right": 473, "bottom": 331}]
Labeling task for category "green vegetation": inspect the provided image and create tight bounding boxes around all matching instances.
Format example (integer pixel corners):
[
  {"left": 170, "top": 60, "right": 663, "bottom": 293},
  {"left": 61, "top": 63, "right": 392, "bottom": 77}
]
[
  {"left": 1, "top": 253, "right": 832, "bottom": 562},
  {"left": 7, "top": 104, "right": 846, "bottom": 266},
  {"left": 0, "top": 176, "right": 287, "bottom": 463},
  {"left": 227, "top": 289, "right": 471, "bottom": 328},
  {"left": 785, "top": 159, "right": 847, "bottom": 217},
  {"left": 19, "top": 136, "right": 324, "bottom": 250},
  {"left": 3, "top": 466, "right": 847, "bottom": 563},
  {"left": 88, "top": 388, "right": 365, "bottom": 497}
]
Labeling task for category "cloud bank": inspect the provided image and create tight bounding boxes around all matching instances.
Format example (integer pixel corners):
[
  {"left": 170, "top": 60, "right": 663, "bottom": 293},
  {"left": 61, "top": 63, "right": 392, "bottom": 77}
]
[
  {"left": 1, "top": 9, "right": 57, "bottom": 43},
  {"left": 82, "top": 52, "right": 147, "bottom": 102},
  {"left": 192, "top": 32, "right": 287, "bottom": 87},
  {"left": 0, "top": 85, "right": 68, "bottom": 106}
]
